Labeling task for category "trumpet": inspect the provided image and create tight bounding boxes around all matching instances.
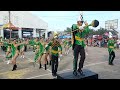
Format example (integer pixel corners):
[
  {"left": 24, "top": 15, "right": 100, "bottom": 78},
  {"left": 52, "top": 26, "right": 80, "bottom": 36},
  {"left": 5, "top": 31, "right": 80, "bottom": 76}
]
[
  {"left": 71, "top": 20, "right": 99, "bottom": 33},
  {"left": 79, "top": 12, "right": 99, "bottom": 27},
  {"left": 87, "top": 19, "right": 99, "bottom": 27}
]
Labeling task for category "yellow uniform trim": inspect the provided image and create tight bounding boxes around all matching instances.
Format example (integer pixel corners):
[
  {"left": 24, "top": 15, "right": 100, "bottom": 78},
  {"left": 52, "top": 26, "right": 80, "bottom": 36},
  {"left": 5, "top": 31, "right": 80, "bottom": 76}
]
[
  {"left": 109, "top": 46, "right": 114, "bottom": 48},
  {"left": 75, "top": 36, "right": 84, "bottom": 41},
  {"left": 51, "top": 50, "right": 61, "bottom": 54}
]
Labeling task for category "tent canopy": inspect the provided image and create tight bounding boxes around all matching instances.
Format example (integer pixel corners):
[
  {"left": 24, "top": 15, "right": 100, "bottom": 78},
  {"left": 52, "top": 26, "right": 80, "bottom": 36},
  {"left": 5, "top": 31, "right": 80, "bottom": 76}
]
[{"left": 1, "top": 22, "right": 19, "bottom": 30}]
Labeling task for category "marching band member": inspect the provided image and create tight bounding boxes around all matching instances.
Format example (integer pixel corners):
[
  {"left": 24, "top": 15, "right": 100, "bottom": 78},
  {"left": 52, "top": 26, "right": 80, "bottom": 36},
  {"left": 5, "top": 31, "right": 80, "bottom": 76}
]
[
  {"left": 72, "top": 16, "right": 99, "bottom": 76},
  {"left": 108, "top": 35, "right": 116, "bottom": 65},
  {"left": 11, "top": 39, "right": 26, "bottom": 71},
  {"left": 19, "top": 39, "right": 25, "bottom": 59},
  {"left": 44, "top": 38, "right": 52, "bottom": 66},
  {"left": 38, "top": 37, "right": 46, "bottom": 69},
  {"left": 45, "top": 32, "right": 62, "bottom": 77}
]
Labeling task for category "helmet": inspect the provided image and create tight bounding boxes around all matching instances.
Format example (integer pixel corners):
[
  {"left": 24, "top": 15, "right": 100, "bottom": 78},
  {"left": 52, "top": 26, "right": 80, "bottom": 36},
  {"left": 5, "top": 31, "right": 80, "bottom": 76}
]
[
  {"left": 53, "top": 31, "right": 59, "bottom": 39},
  {"left": 77, "top": 16, "right": 84, "bottom": 23}
]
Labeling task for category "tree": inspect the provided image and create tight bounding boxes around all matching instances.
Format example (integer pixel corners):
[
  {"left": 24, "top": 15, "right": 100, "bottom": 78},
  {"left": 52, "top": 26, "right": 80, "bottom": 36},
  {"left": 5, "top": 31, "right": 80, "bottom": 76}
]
[
  {"left": 96, "top": 28, "right": 107, "bottom": 35},
  {"left": 88, "top": 28, "right": 108, "bottom": 35},
  {"left": 64, "top": 26, "right": 118, "bottom": 37},
  {"left": 64, "top": 27, "right": 72, "bottom": 35},
  {"left": 64, "top": 27, "right": 72, "bottom": 33}
]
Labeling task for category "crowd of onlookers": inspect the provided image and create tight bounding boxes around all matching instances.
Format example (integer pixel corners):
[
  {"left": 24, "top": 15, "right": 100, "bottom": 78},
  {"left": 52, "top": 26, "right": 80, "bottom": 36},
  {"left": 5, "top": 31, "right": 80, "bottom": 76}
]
[
  {"left": 1, "top": 35, "right": 120, "bottom": 52},
  {"left": 85, "top": 37, "right": 120, "bottom": 49}
]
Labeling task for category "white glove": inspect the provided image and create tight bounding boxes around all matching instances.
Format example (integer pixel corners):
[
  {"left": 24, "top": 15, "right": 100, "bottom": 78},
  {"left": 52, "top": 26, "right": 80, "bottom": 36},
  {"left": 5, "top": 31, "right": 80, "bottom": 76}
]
[{"left": 79, "top": 26, "right": 84, "bottom": 30}]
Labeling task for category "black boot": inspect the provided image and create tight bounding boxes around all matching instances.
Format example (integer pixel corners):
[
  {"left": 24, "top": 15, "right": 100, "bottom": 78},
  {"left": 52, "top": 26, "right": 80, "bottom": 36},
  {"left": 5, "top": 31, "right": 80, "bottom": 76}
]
[
  {"left": 54, "top": 72, "right": 57, "bottom": 76},
  {"left": 44, "top": 64, "right": 47, "bottom": 70},
  {"left": 52, "top": 73, "right": 56, "bottom": 77},
  {"left": 15, "top": 64, "right": 17, "bottom": 68},
  {"left": 49, "top": 60, "right": 51, "bottom": 65},
  {"left": 47, "top": 61, "right": 48, "bottom": 65},
  {"left": 39, "top": 63, "right": 42, "bottom": 69},
  {"left": 73, "top": 70, "right": 77, "bottom": 76},
  {"left": 110, "top": 63, "right": 114, "bottom": 65},
  {"left": 109, "top": 62, "right": 114, "bottom": 65},
  {"left": 12, "top": 64, "right": 17, "bottom": 71},
  {"left": 78, "top": 69, "right": 85, "bottom": 76}
]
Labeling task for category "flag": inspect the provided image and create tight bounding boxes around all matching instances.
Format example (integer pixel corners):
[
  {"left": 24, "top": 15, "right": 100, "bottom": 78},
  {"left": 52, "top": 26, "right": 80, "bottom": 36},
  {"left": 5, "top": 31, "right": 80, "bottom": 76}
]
[{"left": 109, "top": 32, "right": 113, "bottom": 38}]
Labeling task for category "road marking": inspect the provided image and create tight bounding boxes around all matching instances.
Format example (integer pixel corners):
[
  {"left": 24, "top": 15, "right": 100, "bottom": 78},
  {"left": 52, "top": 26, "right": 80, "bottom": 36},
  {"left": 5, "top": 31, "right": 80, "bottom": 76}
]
[
  {"left": 59, "top": 61, "right": 108, "bottom": 73},
  {"left": 58, "top": 59, "right": 120, "bottom": 73},
  {"left": 26, "top": 57, "right": 52, "bottom": 72},
  {"left": 0, "top": 67, "right": 32, "bottom": 79},
  {"left": 84, "top": 61, "right": 108, "bottom": 67},
  {"left": 26, "top": 73, "right": 52, "bottom": 79},
  {"left": 26, "top": 61, "right": 108, "bottom": 79}
]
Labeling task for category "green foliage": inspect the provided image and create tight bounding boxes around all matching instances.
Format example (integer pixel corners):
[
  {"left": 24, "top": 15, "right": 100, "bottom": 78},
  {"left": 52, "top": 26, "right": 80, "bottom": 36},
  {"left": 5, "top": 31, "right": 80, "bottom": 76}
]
[
  {"left": 64, "top": 27, "right": 117, "bottom": 36},
  {"left": 64, "top": 27, "right": 72, "bottom": 33}
]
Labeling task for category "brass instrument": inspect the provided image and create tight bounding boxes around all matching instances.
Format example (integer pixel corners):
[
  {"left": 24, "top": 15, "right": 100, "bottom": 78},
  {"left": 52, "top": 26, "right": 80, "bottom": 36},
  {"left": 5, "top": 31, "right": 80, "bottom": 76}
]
[
  {"left": 71, "top": 20, "right": 99, "bottom": 49},
  {"left": 71, "top": 20, "right": 99, "bottom": 33}
]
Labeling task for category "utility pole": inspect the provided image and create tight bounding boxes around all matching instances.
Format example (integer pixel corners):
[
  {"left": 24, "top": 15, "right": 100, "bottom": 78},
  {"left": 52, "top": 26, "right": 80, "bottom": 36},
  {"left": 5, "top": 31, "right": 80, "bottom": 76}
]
[{"left": 8, "top": 11, "right": 12, "bottom": 39}]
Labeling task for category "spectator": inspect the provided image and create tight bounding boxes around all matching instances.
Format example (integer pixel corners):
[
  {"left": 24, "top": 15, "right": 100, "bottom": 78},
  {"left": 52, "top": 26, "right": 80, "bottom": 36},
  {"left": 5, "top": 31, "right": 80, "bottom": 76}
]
[
  {"left": 119, "top": 39, "right": 120, "bottom": 49},
  {"left": 117, "top": 39, "right": 120, "bottom": 49},
  {"left": 104, "top": 39, "right": 107, "bottom": 47}
]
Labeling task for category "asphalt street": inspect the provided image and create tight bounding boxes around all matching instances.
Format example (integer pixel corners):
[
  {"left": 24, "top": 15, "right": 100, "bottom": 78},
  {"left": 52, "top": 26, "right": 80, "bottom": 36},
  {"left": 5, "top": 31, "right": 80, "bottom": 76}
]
[{"left": 0, "top": 46, "right": 120, "bottom": 79}]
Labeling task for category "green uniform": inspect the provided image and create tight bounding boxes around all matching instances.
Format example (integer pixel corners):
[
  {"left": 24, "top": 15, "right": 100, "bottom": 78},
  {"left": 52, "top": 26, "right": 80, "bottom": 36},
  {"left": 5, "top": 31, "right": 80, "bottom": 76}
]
[
  {"left": 11, "top": 44, "right": 17, "bottom": 57},
  {"left": 68, "top": 41, "right": 72, "bottom": 48},
  {"left": 63, "top": 40, "right": 68, "bottom": 48},
  {"left": 34, "top": 42, "right": 45, "bottom": 62},
  {"left": 46, "top": 41, "right": 62, "bottom": 56},
  {"left": 3, "top": 42, "right": 12, "bottom": 59},
  {"left": 20, "top": 44, "right": 24, "bottom": 51},
  {"left": 46, "top": 40, "right": 62, "bottom": 75},
  {"left": 72, "top": 24, "right": 89, "bottom": 47},
  {"left": 108, "top": 39, "right": 115, "bottom": 53},
  {"left": 29, "top": 39, "right": 36, "bottom": 51},
  {"left": 108, "top": 39, "right": 115, "bottom": 64},
  {"left": 3, "top": 42, "right": 11, "bottom": 52},
  {"left": 72, "top": 24, "right": 90, "bottom": 71}
]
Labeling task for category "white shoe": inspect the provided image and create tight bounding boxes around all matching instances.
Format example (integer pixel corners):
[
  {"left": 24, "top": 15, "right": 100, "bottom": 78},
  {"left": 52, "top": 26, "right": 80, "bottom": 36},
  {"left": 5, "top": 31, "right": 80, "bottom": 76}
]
[
  {"left": 68, "top": 50, "right": 69, "bottom": 53},
  {"left": 67, "top": 51, "right": 69, "bottom": 54},
  {"left": 7, "top": 60, "right": 10, "bottom": 64},
  {"left": 58, "top": 58, "right": 60, "bottom": 62},
  {"left": 86, "top": 53, "right": 88, "bottom": 55},
  {"left": 22, "top": 55, "right": 24, "bottom": 58},
  {"left": 53, "top": 76, "right": 57, "bottom": 79}
]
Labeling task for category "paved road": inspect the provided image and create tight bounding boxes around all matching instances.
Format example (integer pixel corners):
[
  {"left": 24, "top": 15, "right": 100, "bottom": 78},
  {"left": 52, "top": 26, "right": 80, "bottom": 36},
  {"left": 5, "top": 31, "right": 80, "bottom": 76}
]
[{"left": 0, "top": 47, "right": 120, "bottom": 79}]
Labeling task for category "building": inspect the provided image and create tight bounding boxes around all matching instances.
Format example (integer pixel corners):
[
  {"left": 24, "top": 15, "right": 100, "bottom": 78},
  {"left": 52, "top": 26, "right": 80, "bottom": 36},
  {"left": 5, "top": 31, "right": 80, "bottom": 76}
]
[
  {"left": 105, "top": 19, "right": 120, "bottom": 38},
  {"left": 0, "top": 11, "right": 48, "bottom": 39}
]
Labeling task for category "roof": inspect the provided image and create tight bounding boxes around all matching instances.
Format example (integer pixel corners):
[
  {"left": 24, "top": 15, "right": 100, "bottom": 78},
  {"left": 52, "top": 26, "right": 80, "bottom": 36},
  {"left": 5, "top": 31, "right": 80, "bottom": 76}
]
[{"left": 0, "top": 11, "right": 48, "bottom": 30}]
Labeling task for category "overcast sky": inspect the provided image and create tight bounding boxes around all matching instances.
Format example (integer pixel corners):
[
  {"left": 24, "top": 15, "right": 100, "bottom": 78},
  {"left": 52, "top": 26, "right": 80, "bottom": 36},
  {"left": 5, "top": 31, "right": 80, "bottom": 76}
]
[{"left": 30, "top": 11, "right": 120, "bottom": 32}]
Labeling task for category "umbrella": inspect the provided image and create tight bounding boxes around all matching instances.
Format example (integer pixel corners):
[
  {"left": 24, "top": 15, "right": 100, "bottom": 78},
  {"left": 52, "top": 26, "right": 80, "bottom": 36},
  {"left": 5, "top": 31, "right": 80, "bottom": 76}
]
[
  {"left": 0, "top": 11, "right": 20, "bottom": 39},
  {"left": 2, "top": 22, "right": 19, "bottom": 30},
  {"left": 0, "top": 22, "right": 20, "bottom": 39}
]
